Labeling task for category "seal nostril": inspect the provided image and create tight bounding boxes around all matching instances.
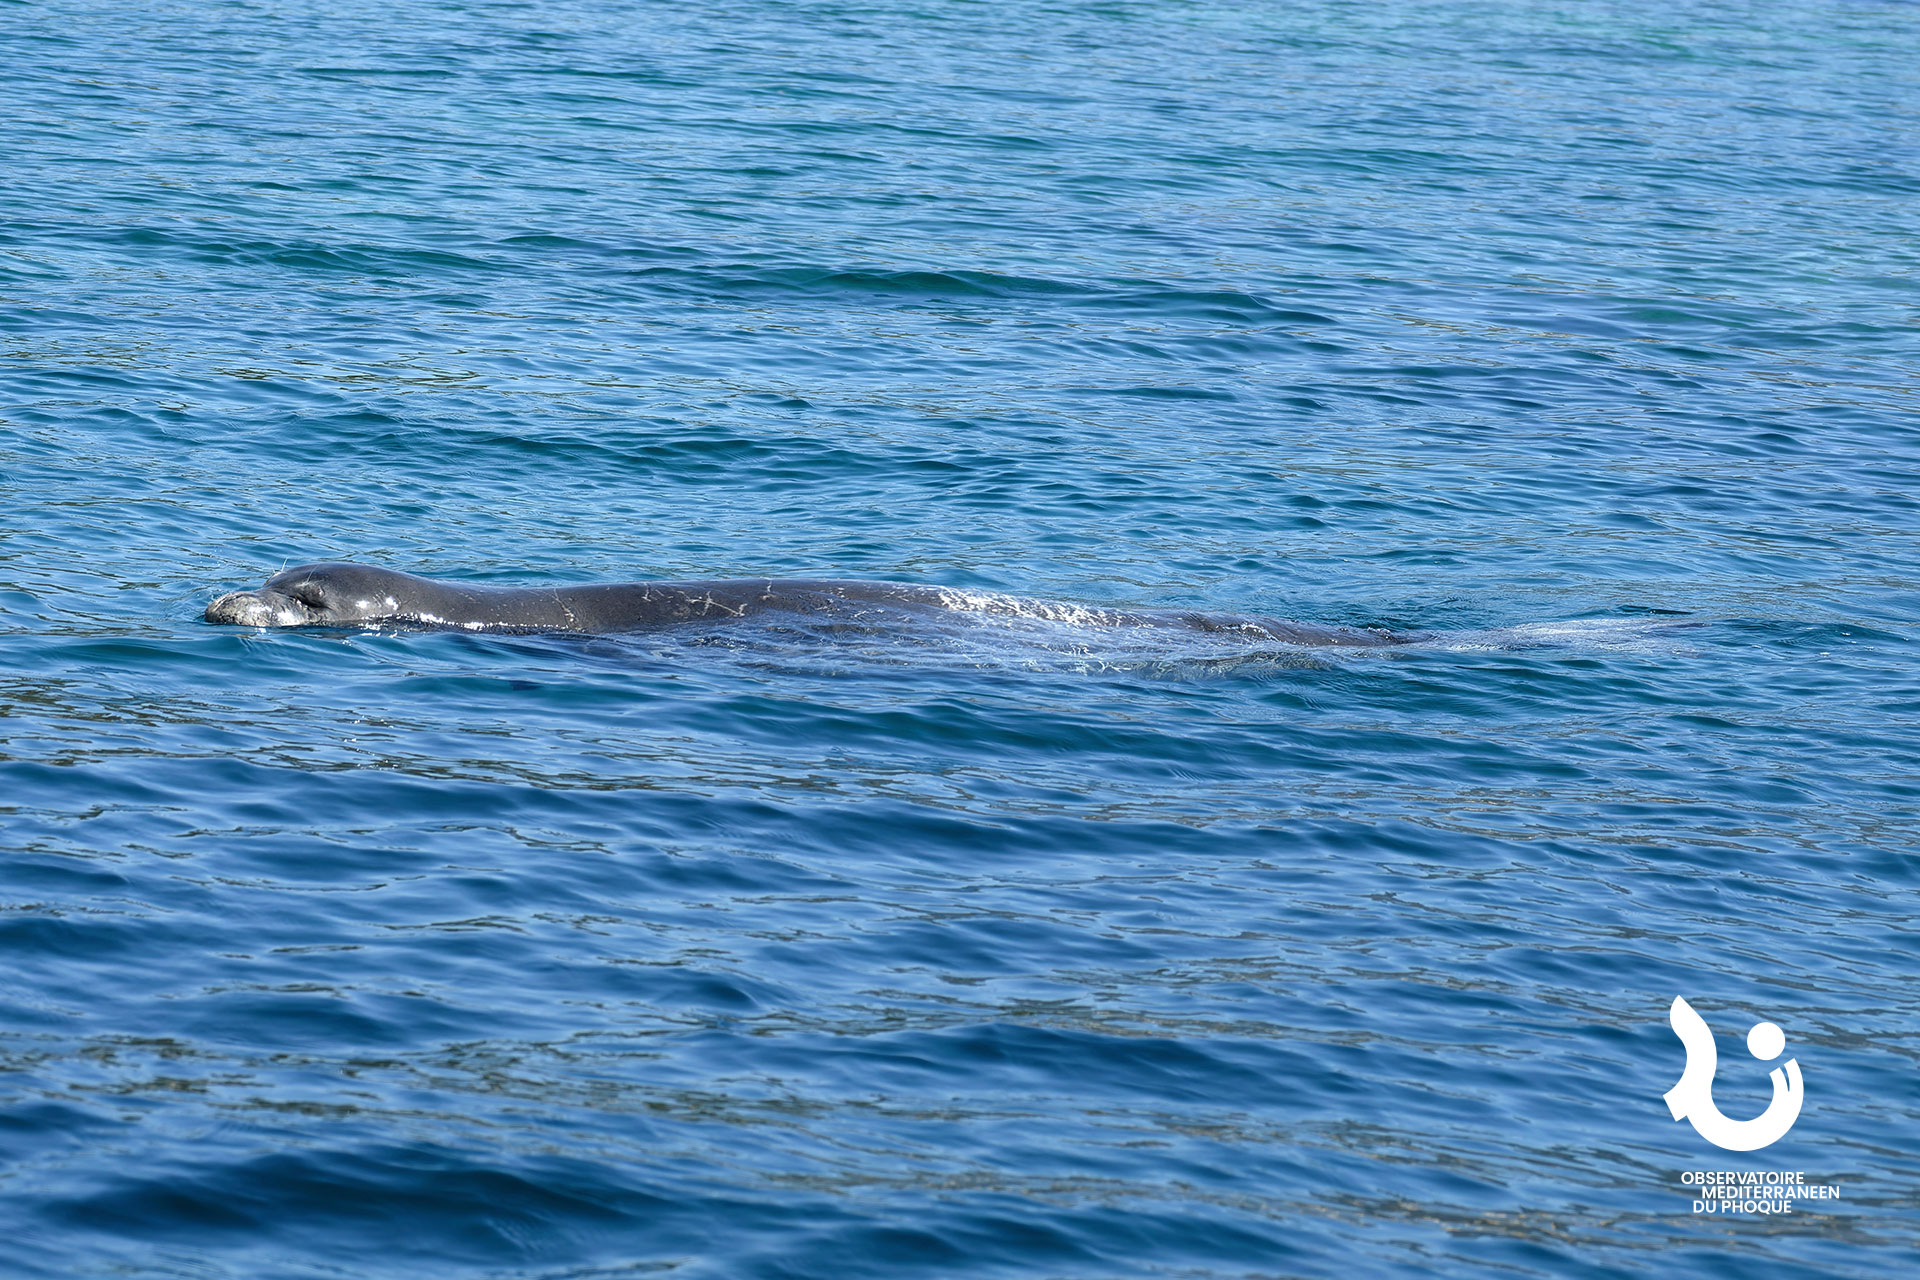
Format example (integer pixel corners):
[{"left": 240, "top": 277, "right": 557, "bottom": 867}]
[
  {"left": 206, "top": 589, "right": 298, "bottom": 627},
  {"left": 207, "top": 592, "right": 258, "bottom": 625}
]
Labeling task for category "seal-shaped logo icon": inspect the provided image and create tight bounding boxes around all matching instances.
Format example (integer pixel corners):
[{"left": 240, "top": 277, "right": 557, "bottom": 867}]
[{"left": 1664, "top": 996, "right": 1803, "bottom": 1151}]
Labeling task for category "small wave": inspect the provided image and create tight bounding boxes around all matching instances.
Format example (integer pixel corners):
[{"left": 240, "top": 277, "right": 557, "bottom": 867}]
[
  {"left": 602, "top": 262, "right": 1327, "bottom": 326},
  {"left": 619, "top": 262, "right": 1097, "bottom": 303},
  {"left": 1085, "top": 288, "right": 1336, "bottom": 325},
  {"left": 96, "top": 227, "right": 504, "bottom": 278}
]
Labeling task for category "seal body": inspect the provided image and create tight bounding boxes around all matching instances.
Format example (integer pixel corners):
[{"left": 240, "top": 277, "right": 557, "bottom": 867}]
[{"left": 205, "top": 563, "right": 1406, "bottom": 647}]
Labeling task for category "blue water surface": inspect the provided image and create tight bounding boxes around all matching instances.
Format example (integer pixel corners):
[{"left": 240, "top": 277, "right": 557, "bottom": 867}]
[{"left": 4, "top": 1, "right": 1919, "bottom": 1276}]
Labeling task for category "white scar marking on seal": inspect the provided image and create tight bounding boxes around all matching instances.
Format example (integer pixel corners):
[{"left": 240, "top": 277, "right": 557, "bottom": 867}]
[{"left": 696, "top": 591, "right": 746, "bottom": 618}]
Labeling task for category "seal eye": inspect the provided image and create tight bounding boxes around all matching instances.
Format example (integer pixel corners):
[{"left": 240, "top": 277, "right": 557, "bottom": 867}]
[{"left": 289, "top": 583, "right": 329, "bottom": 609}]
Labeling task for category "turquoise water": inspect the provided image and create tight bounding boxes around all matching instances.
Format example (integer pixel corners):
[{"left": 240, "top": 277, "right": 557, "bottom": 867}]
[{"left": 4, "top": 1, "right": 1919, "bottom": 1275}]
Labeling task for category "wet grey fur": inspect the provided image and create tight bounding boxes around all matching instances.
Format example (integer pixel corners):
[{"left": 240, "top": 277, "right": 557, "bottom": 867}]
[{"left": 206, "top": 562, "right": 1406, "bottom": 647}]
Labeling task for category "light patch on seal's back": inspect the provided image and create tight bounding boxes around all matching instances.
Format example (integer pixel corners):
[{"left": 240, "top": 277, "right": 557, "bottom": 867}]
[{"left": 931, "top": 587, "right": 1131, "bottom": 627}]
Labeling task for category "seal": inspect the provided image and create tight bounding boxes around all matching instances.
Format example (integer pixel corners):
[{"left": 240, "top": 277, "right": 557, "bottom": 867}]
[{"left": 205, "top": 562, "right": 1406, "bottom": 646}]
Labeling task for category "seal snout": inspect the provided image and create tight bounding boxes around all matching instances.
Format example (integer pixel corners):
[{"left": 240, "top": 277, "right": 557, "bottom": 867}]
[{"left": 206, "top": 589, "right": 307, "bottom": 627}]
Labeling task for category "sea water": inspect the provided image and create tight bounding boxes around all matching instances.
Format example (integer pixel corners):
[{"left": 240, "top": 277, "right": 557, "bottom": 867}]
[{"left": 2, "top": 2, "right": 1917, "bottom": 1276}]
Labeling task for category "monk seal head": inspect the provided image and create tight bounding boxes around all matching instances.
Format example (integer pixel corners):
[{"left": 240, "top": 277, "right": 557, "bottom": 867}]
[{"left": 205, "top": 563, "right": 427, "bottom": 627}]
